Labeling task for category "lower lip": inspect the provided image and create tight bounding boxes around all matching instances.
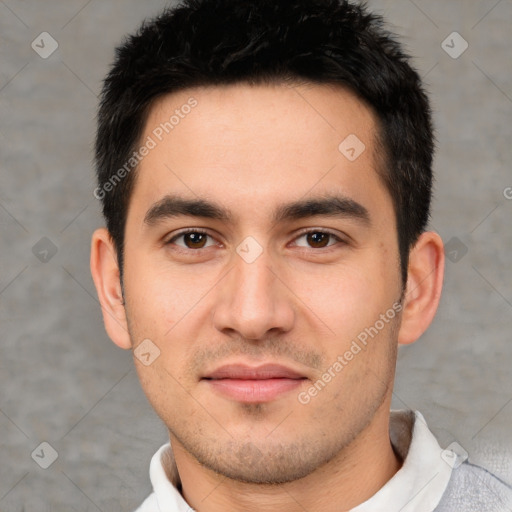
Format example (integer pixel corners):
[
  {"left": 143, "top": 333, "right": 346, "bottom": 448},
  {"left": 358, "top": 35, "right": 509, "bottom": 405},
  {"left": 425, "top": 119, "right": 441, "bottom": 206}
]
[{"left": 205, "top": 378, "right": 305, "bottom": 403}]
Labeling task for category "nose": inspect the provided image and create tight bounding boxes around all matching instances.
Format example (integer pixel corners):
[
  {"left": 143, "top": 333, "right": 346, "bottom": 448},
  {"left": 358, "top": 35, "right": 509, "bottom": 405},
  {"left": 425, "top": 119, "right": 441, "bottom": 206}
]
[{"left": 212, "top": 246, "right": 295, "bottom": 341}]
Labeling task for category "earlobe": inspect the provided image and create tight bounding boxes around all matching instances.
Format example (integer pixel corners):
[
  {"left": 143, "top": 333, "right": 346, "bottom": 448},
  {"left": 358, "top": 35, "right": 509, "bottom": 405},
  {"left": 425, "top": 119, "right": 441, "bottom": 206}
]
[
  {"left": 90, "top": 228, "right": 132, "bottom": 350},
  {"left": 397, "top": 231, "right": 445, "bottom": 345}
]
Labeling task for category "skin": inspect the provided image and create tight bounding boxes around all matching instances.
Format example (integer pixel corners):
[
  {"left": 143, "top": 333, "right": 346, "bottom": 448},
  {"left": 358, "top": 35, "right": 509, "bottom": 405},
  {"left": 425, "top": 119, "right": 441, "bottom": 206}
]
[{"left": 91, "top": 83, "right": 444, "bottom": 511}]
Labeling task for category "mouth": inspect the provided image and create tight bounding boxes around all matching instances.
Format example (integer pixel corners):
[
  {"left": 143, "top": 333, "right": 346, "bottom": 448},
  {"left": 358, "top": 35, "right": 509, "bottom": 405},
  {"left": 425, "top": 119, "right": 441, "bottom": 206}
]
[{"left": 202, "top": 363, "right": 308, "bottom": 403}]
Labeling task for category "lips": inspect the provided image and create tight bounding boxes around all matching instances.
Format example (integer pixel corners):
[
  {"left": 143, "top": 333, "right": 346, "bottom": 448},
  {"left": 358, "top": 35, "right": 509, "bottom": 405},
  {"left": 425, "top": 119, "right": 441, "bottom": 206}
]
[
  {"left": 203, "top": 364, "right": 307, "bottom": 403},
  {"left": 205, "top": 363, "right": 305, "bottom": 380}
]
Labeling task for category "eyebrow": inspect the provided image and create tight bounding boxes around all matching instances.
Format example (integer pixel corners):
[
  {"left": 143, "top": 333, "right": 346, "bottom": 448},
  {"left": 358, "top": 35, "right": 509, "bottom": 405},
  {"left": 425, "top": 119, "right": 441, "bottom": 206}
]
[{"left": 143, "top": 193, "right": 371, "bottom": 227}]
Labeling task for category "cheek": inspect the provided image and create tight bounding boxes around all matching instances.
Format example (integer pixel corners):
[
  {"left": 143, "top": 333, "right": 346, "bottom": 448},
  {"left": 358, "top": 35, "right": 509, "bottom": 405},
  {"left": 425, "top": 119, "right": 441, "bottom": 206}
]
[
  {"left": 294, "top": 258, "right": 393, "bottom": 340},
  {"left": 124, "top": 261, "right": 196, "bottom": 333},
  {"left": 123, "top": 264, "right": 215, "bottom": 382},
  {"left": 133, "top": 361, "right": 191, "bottom": 427}
]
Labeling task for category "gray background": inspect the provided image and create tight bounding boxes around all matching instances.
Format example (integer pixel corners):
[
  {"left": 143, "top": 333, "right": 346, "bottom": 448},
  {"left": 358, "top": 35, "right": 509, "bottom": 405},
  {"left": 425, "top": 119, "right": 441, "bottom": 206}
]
[{"left": 0, "top": 0, "right": 511, "bottom": 510}]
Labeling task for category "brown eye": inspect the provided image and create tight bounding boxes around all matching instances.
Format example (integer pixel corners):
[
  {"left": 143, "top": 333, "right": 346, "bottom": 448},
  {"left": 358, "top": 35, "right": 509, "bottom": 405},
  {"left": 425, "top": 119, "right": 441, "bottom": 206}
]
[
  {"left": 306, "top": 232, "right": 331, "bottom": 248},
  {"left": 183, "top": 232, "right": 208, "bottom": 249},
  {"left": 167, "top": 230, "right": 215, "bottom": 250},
  {"left": 294, "top": 230, "right": 340, "bottom": 249}
]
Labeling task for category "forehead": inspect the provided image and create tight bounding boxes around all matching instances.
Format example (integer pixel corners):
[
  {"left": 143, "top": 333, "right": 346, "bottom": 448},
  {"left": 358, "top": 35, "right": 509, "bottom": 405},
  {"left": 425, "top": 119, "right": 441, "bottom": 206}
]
[{"left": 129, "top": 82, "right": 390, "bottom": 226}]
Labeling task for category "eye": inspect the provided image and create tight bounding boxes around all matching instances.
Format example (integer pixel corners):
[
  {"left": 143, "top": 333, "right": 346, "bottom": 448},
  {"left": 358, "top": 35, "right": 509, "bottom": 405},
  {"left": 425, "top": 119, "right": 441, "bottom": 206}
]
[
  {"left": 165, "top": 228, "right": 345, "bottom": 252},
  {"left": 166, "top": 229, "right": 218, "bottom": 250},
  {"left": 293, "top": 230, "right": 343, "bottom": 249}
]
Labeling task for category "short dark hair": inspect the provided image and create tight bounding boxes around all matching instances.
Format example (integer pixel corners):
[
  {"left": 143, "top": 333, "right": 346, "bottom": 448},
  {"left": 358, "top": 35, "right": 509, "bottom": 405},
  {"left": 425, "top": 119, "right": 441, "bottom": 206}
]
[{"left": 95, "top": 0, "right": 434, "bottom": 286}]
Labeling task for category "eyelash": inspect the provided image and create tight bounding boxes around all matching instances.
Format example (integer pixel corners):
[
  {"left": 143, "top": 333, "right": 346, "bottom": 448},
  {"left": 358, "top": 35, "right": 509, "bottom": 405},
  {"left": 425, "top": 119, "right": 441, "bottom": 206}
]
[{"left": 165, "top": 228, "right": 345, "bottom": 252}]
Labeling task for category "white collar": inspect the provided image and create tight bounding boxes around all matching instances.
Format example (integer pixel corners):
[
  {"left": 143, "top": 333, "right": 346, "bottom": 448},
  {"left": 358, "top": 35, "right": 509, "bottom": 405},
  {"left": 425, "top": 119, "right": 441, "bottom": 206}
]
[
  {"left": 143, "top": 410, "right": 453, "bottom": 512},
  {"left": 351, "top": 410, "right": 453, "bottom": 511}
]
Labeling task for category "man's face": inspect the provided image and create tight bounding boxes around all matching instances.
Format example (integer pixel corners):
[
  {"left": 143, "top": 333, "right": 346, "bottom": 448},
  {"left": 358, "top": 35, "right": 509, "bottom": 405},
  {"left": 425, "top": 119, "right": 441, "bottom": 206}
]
[{"left": 122, "top": 83, "right": 403, "bottom": 483}]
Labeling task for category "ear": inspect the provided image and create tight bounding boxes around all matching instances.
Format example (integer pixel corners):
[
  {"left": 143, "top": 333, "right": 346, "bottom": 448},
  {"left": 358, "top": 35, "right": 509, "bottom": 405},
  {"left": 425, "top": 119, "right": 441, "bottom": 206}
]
[
  {"left": 90, "top": 227, "right": 132, "bottom": 349},
  {"left": 398, "top": 231, "right": 445, "bottom": 345}
]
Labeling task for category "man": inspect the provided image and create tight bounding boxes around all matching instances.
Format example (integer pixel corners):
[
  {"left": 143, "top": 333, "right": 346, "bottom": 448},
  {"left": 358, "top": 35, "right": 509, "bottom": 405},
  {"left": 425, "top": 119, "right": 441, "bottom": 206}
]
[{"left": 90, "top": 0, "right": 512, "bottom": 510}]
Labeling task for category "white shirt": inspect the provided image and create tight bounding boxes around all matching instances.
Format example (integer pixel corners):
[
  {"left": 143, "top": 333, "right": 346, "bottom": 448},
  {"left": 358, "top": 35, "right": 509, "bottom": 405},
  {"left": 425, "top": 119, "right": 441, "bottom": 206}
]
[{"left": 135, "top": 410, "right": 512, "bottom": 511}]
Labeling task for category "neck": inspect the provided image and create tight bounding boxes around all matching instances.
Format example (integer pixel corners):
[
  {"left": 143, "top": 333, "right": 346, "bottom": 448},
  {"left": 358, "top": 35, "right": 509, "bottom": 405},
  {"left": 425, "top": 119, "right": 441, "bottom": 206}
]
[{"left": 169, "top": 403, "right": 402, "bottom": 512}]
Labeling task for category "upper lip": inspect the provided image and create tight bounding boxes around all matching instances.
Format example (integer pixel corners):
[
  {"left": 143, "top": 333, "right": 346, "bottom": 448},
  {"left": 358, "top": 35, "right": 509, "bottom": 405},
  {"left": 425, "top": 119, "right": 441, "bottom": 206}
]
[{"left": 203, "top": 363, "right": 306, "bottom": 380}]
